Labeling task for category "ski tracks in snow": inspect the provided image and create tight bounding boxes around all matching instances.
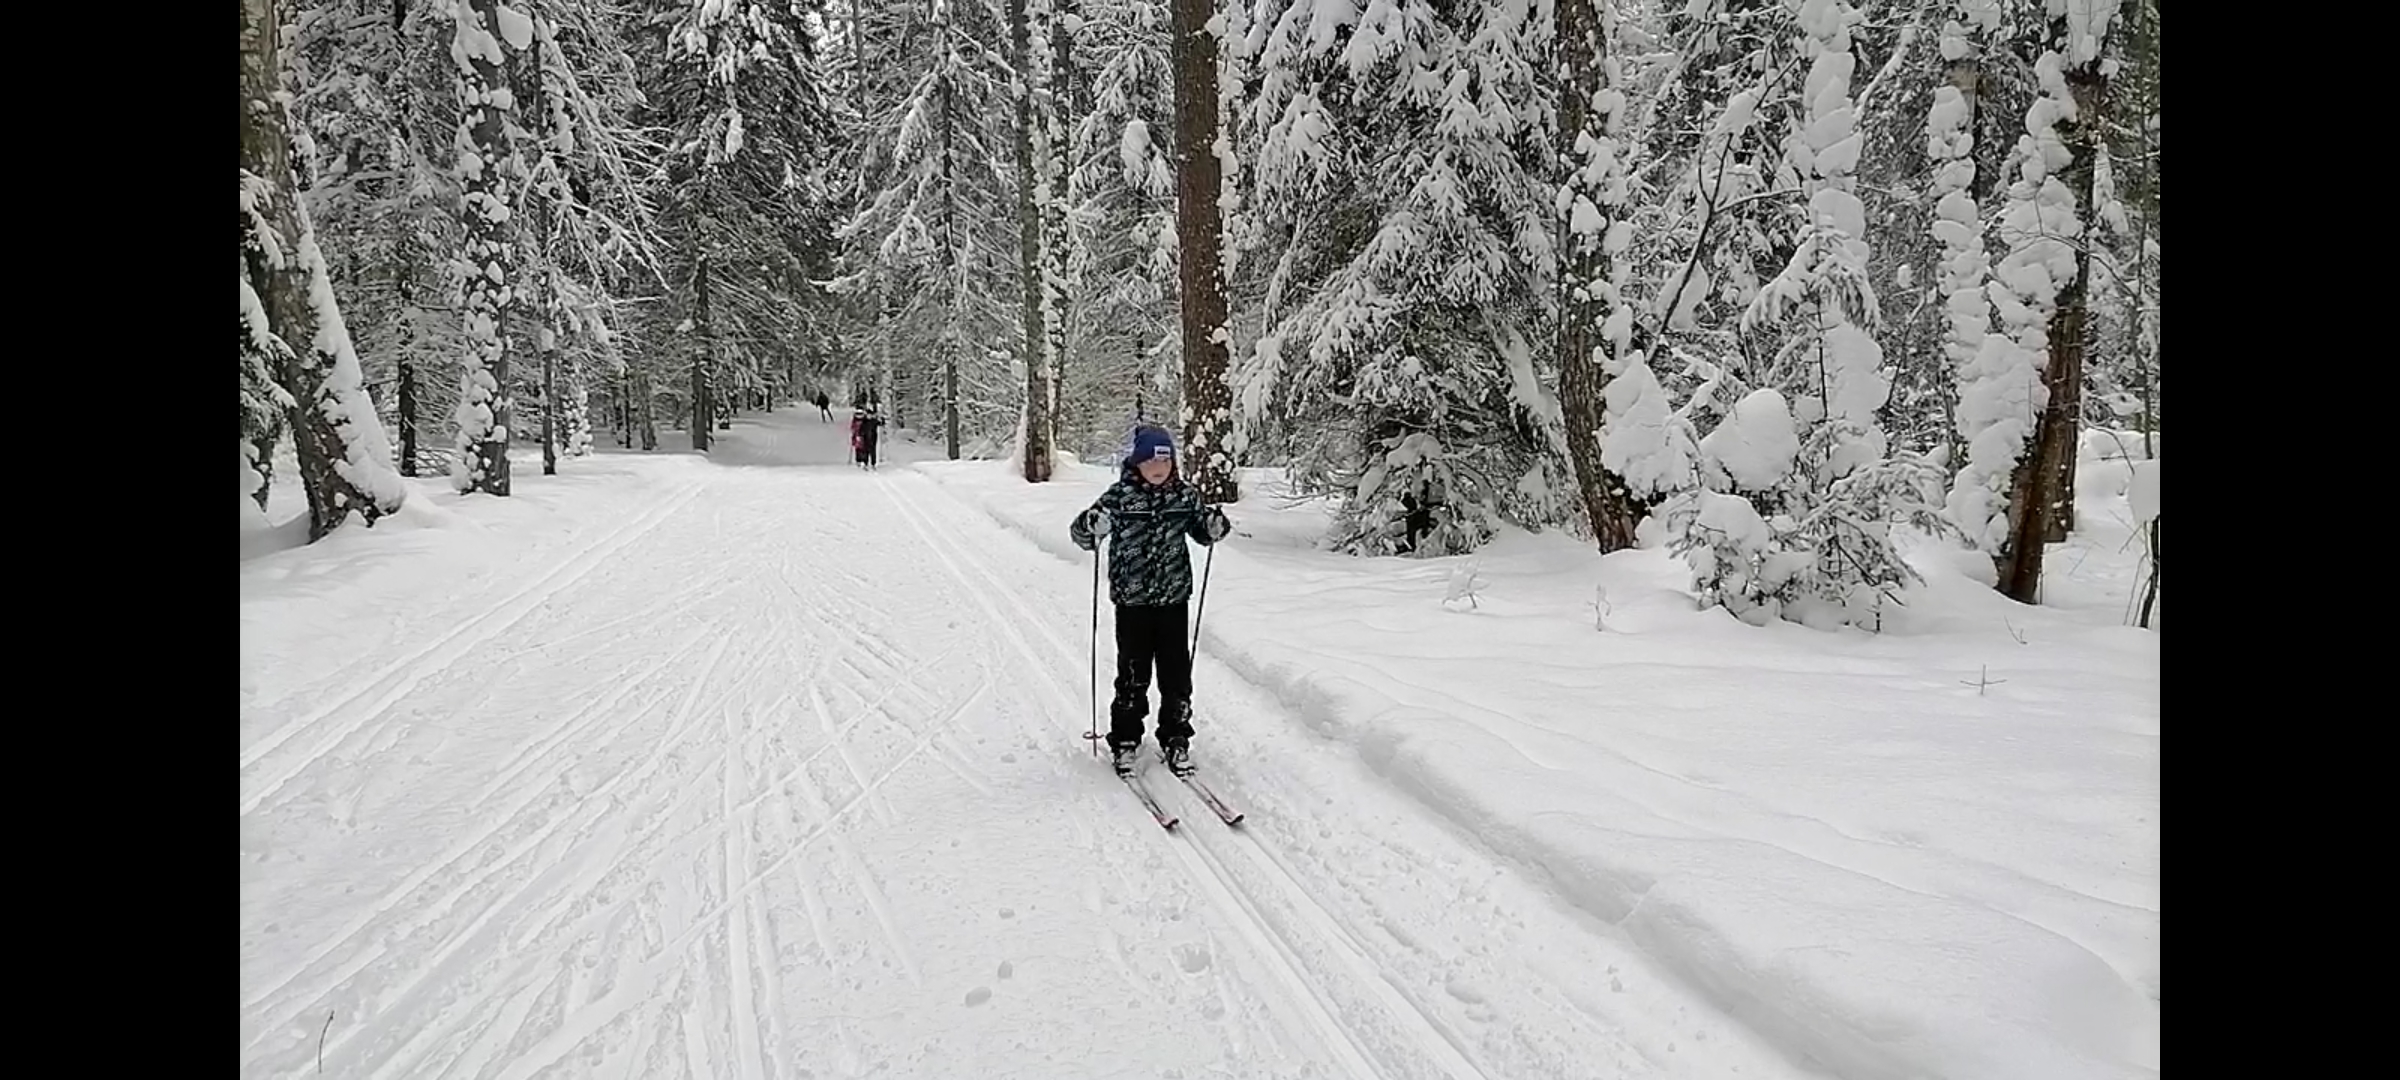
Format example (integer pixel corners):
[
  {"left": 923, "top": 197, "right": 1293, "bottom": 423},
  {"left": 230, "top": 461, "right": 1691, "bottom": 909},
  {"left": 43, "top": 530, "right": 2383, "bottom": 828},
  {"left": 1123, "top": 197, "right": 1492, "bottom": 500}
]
[
  {"left": 243, "top": 443, "right": 1801, "bottom": 1079},
  {"left": 238, "top": 481, "right": 708, "bottom": 818}
]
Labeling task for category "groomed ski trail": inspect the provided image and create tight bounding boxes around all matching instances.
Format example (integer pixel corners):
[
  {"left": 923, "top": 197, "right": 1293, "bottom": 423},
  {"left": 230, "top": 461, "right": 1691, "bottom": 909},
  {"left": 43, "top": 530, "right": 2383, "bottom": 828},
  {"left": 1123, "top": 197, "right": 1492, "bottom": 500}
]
[{"left": 240, "top": 411, "right": 1813, "bottom": 1080}]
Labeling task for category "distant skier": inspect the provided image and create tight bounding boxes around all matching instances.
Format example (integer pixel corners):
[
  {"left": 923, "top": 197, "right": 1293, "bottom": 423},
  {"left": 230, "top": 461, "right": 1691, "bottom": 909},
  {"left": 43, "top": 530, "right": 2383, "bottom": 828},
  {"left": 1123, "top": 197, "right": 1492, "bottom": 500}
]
[
  {"left": 851, "top": 407, "right": 882, "bottom": 469},
  {"left": 1070, "top": 425, "right": 1233, "bottom": 778},
  {"left": 815, "top": 391, "right": 832, "bottom": 422}
]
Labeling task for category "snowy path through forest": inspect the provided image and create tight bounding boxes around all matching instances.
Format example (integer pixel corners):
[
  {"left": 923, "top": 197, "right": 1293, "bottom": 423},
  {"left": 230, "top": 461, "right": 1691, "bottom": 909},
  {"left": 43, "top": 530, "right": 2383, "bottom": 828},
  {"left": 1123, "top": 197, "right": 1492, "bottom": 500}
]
[{"left": 239, "top": 410, "right": 1809, "bottom": 1079}]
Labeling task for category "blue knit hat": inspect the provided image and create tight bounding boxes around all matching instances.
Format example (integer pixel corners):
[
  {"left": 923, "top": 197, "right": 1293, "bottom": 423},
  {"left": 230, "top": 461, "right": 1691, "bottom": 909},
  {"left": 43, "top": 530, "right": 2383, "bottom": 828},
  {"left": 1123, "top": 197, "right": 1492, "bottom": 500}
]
[{"left": 1128, "top": 425, "right": 1175, "bottom": 466}]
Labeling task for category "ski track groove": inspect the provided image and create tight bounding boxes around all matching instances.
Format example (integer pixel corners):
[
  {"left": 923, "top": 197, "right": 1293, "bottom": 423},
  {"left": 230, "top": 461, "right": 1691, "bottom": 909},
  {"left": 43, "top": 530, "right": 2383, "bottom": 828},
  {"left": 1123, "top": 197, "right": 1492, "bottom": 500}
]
[
  {"left": 721, "top": 691, "right": 768, "bottom": 1080},
  {"left": 484, "top": 570, "right": 732, "bottom": 669},
  {"left": 648, "top": 644, "right": 961, "bottom": 858},
  {"left": 812, "top": 676, "right": 895, "bottom": 829},
  {"left": 883, "top": 472, "right": 1497, "bottom": 1080},
  {"left": 613, "top": 670, "right": 989, "bottom": 1017},
  {"left": 239, "top": 481, "right": 706, "bottom": 815}
]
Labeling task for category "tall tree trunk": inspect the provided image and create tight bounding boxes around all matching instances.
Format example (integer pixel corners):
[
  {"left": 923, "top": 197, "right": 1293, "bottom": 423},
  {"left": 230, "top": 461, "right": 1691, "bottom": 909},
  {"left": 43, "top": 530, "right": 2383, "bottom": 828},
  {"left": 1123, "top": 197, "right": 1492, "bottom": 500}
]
[
  {"left": 396, "top": 265, "right": 420, "bottom": 476},
  {"left": 453, "top": 0, "right": 515, "bottom": 495},
  {"left": 240, "top": 0, "right": 397, "bottom": 537},
  {"left": 541, "top": 269, "right": 558, "bottom": 475},
  {"left": 1554, "top": 0, "right": 1639, "bottom": 551},
  {"left": 1041, "top": 0, "right": 1076, "bottom": 464},
  {"left": 1999, "top": 32, "right": 2109, "bottom": 602},
  {"left": 938, "top": 10, "right": 964, "bottom": 460},
  {"left": 637, "top": 364, "right": 657, "bottom": 450},
  {"left": 1169, "top": 0, "right": 1237, "bottom": 503},
  {"left": 1010, "top": 0, "right": 1055, "bottom": 482},
  {"left": 691, "top": 251, "right": 714, "bottom": 450}
]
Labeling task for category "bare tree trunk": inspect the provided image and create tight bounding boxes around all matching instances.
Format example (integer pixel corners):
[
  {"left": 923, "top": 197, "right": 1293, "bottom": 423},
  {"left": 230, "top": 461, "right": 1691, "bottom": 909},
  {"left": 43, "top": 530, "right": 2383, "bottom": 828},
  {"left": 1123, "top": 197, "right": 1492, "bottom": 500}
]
[
  {"left": 1042, "top": 0, "right": 1076, "bottom": 464},
  {"left": 1010, "top": 0, "right": 1055, "bottom": 482},
  {"left": 541, "top": 270, "right": 558, "bottom": 475},
  {"left": 396, "top": 265, "right": 420, "bottom": 476},
  {"left": 1999, "top": 32, "right": 2109, "bottom": 602},
  {"left": 690, "top": 250, "right": 714, "bottom": 451},
  {"left": 1554, "top": 0, "right": 1639, "bottom": 551},
  {"left": 240, "top": 0, "right": 391, "bottom": 537},
  {"left": 637, "top": 364, "right": 657, "bottom": 450},
  {"left": 1170, "top": 0, "right": 1237, "bottom": 503}
]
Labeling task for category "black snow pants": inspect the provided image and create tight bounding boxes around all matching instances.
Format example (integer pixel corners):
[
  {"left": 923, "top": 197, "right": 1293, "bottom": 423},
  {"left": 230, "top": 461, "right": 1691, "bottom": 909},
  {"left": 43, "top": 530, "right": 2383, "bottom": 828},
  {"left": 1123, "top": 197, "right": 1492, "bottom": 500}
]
[{"left": 1109, "top": 603, "right": 1193, "bottom": 749}]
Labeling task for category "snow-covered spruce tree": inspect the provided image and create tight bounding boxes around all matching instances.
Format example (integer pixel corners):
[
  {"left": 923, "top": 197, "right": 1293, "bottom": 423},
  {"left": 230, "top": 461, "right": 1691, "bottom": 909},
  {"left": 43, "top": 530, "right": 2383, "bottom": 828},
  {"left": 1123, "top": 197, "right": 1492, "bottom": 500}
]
[
  {"left": 288, "top": 0, "right": 467, "bottom": 478},
  {"left": 1986, "top": 1, "right": 2118, "bottom": 602},
  {"left": 1555, "top": 0, "right": 1642, "bottom": 551},
  {"left": 242, "top": 0, "right": 407, "bottom": 539},
  {"left": 1064, "top": 0, "right": 1180, "bottom": 458},
  {"left": 450, "top": 0, "right": 527, "bottom": 493},
  {"left": 1674, "top": 0, "right": 1946, "bottom": 630},
  {"left": 1638, "top": 0, "right": 1797, "bottom": 400},
  {"left": 241, "top": 195, "right": 297, "bottom": 512},
  {"left": 1597, "top": 349, "right": 1700, "bottom": 518},
  {"left": 1580, "top": 3, "right": 1739, "bottom": 530},
  {"left": 513, "top": 3, "right": 661, "bottom": 475},
  {"left": 833, "top": 0, "right": 1020, "bottom": 458},
  {"left": 1672, "top": 386, "right": 1802, "bottom": 625},
  {"left": 641, "top": 0, "right": 834, "bottom": 451},
  {"left": 1846, "top": 6, "right": 1947, "bottom": 457},
  {"left": 1245, "top": 0, "right": 1559, "bottom": 556},
  {"left": 2099, "top": 0, "right": 2156, "bottom": 438}
]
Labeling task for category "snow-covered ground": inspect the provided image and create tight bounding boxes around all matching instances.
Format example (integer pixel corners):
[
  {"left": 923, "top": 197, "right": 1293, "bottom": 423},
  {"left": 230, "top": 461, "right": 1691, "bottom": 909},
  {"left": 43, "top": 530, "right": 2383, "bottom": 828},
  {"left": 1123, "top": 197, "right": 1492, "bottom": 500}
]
[{"left": 240, "top": 407, "right": 2158, "bottom": 1079}]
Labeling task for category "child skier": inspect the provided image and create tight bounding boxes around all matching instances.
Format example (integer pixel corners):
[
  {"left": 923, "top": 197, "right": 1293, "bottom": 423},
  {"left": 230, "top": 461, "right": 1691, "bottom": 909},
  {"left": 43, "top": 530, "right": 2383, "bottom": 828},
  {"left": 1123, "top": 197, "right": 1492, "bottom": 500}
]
[{"left": 1069, "top": 425, "right": 1233, "bottom": 778}]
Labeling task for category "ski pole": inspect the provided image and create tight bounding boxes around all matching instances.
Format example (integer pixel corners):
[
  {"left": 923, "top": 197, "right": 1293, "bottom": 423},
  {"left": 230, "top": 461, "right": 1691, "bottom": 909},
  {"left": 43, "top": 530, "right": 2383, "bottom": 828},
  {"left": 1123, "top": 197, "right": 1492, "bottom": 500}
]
[
  {"left": 1190, "top": 541, "right": 1216, "bottom": 657},
  {"left": 1090, "top": 543, "right": 1103, "bottom": 757}
]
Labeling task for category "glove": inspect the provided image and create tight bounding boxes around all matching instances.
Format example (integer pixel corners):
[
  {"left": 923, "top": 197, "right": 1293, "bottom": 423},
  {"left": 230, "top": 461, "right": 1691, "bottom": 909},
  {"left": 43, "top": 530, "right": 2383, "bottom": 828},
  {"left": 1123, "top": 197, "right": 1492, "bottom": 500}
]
[
  {"left": 1203, "top": 508, "right": 1232, "bottom": 542},
  {"left": 1081, "top": 508, "right": 1112, "bottom": 537}
]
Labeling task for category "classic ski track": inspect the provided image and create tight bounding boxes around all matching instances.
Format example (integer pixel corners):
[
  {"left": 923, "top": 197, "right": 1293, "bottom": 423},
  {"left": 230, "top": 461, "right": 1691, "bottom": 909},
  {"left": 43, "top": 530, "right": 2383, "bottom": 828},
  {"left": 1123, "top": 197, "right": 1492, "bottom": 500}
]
[
  {"left": 759, "top": 530, "right": 951, "bottom": 987},
  {"left": 879, "top": 474, "right": 1427, "bottom": 1080},
  {"left": 254, "top": 463, "right": 1509, "bottom": 1079},
  {"left": 554, "top": 665, "right": 993, "bottom": 1065},
  {"left": 449, "top": 651, "right": 778, "bottom": 1080},
  {"left": 239, "top": 480, "right": 708, "bottom": 816},
  {"left": 803, "top": 681, "right": 926, "bottom": 986},
  {"left": 240, "top": 627, "right": 712, "bottom": 1023},
  {"left": 271, "top": 634, "right": 756, "bottom": 1072},
  {"left": 236, "top": 478, "right": 703, "bottom": 772},
  {"left": 654, "top": 642, "right": 966, "bottom": 852},
  {"left": 722, "top": 686, "right": 768, "bottom": 1080}
]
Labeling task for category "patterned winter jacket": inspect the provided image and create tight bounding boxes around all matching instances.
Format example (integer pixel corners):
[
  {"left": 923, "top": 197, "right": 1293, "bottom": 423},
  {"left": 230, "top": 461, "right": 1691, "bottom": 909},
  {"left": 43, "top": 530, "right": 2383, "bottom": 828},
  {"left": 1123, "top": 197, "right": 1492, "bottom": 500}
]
[{"left": 1070, "top": 465, "right": 1230, "bottom": 607}]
